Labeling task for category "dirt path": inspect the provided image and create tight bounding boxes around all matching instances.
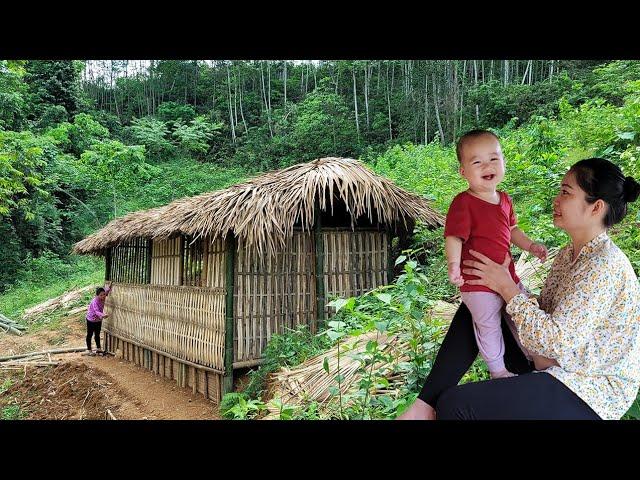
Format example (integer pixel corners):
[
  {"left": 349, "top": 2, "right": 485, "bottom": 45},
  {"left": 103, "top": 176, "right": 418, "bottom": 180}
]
[{"left": 0, "top": 313, "right": 221, "bottom": 420}]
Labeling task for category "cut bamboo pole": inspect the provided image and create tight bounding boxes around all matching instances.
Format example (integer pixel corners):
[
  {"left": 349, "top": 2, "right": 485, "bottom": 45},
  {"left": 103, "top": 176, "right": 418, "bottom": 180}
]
[
  {"left": 223, "top": 235, "right": 236, "bottom": 395},
  {"left": 0, "top": 347, "right": 86, "bottom": 362},
  {"left": 314, "top": 201, "right": 325, "bottom": 330}
]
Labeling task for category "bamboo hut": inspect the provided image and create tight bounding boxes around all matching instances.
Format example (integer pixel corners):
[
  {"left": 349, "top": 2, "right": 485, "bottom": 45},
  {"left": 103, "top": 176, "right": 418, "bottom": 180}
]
[{"left": 73, "top": 157, "right": 443, "bottom": 403}]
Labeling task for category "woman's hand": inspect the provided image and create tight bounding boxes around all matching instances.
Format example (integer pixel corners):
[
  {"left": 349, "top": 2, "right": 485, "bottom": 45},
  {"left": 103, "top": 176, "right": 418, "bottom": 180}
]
[
  {"left": 462, "top": 250, "right": 521, "bottom": 302},
  {"left": 531, "top": 354, "right": 560, "bottom": 371}
]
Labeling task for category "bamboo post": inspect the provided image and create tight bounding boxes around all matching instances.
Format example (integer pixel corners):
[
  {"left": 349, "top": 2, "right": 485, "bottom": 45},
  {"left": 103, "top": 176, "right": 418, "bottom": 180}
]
[
  {"left": 179, "top": 235, "right": 185, "bottom": 286},
  {"left": 222, "top": 235, "right": 236, "bottom": 395},
  {"left": 146, "top": 239, "right": 153, "bottom": 284},
  {"left": 105, "top": 248, "right": 112, "bottom": 281},
  {"left": 386, "top": 228, "right": 394, "bottom": 283},
  {"left": 314, "top": 199, "right": 326, "bottom": 330}
]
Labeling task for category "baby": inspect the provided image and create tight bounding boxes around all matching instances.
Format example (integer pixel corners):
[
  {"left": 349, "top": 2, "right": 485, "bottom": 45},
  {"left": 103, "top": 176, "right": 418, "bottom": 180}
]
[{"left": 445, "top": 130, "right": 548, "bottom": 378}]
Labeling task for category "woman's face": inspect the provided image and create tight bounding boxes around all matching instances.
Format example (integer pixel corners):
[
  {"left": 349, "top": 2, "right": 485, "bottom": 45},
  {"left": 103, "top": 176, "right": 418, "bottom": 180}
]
[
  {"left": 552, "top": 170, "right": 604, "bottom": 232},
  {"left": 98, "top": 291, "right": 107, "bottom": 301}
]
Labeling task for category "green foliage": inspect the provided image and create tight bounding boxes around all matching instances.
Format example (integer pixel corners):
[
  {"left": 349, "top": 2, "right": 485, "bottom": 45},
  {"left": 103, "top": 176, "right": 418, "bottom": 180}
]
[
  {"left": 466, "top": 75, "right": 575, "bottom": 130},
  {"left": 0, "top": 252, "right": 103, "bottom": 322},
  {"left": 25, "top": 60, "right": 83, "bottom": 120},
  {"left": 242, "top": 324, "right": 333, "bottom": 399},
  {"left": 157, "top": 101, "right": 197, "bottom": 126},
  {"left": 1, "top": 405, "right": 24, "bottom": 420},
  {"left": 172, "top": 116, "right": 221, "bottom": 157},
  {"left": 0, "top": 129, "right": 50, "bottom": 217},
  {"left": 0, "top": 378, "right": 13, "bottom": 395},
  {"left": 128, "top": 116, "right": 174, "bottom": 159},
  {"left": 79, "top": 139, "right": 156, "bottom": 217},
  {"left": 219, "top": 392, "right": 267, "bottom": 420},
  {"left": 291, "top": 83, "right": 361, "bottom": 162},
  {"left": 0, "top": 60, "right": 28, "bottom": 130}
]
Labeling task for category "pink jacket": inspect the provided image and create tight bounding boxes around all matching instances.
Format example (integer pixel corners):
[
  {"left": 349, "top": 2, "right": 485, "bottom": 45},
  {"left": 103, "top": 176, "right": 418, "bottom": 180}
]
[{"left": 86, "top": 287, "right": 110, "bottom": 322}]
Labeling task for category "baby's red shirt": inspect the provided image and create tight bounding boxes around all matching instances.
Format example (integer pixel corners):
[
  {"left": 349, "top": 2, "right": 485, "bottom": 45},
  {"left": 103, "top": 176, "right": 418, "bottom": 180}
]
[{"left": 444, "top": 191, "right": 520, "bottom": 293}]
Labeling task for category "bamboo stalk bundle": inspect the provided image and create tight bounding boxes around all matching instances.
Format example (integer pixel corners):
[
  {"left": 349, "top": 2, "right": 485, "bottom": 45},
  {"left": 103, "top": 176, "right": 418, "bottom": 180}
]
[
  {"left": 263, "top": 330, "right": 411, "bottom": 419},
  {"left": 0, "top": 313, "right": 26, "bottom": 335},
  {"left": 514, "top": 248, "right": 559, "bottom": 293},
  {"left": 22, "top": 286, "right": 94, "bottom": 320},
  {"left": 429, "top": 300, "right": 459, "bottom": 322}
]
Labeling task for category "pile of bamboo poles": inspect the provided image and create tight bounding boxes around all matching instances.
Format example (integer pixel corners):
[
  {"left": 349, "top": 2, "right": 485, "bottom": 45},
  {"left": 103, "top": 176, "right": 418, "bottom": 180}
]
[
  {"left": 22, "top": 286, "right": 94, "bottom": 320},
  {"left": 263, "top": 331, "right": 411, "bottom": 419},
  {"left": 514, "top": 248, "right": 559, "bottom": 293},
  {"left": 0, "top": 313, "right": 26, "bottom": 335},
  {"left": 0, "top": 347, "right": 86, "bottom": 369}
]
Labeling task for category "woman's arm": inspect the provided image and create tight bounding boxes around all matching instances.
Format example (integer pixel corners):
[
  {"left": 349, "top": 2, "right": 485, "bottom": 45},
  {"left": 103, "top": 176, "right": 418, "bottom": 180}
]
[{"left": 463, "top": 250, "right": 618, "bottom": 359}]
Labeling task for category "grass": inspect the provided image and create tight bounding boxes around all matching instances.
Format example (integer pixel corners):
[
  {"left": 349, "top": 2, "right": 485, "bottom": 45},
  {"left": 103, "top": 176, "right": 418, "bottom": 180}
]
[{"left": 0, "top": 254, "right": 103, "bottom": 326}]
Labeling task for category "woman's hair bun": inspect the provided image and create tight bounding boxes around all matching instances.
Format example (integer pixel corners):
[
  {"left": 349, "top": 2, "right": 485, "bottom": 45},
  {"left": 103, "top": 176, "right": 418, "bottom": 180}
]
[{"left": 623, "top": 175, "right": 640, "bottom": 203}]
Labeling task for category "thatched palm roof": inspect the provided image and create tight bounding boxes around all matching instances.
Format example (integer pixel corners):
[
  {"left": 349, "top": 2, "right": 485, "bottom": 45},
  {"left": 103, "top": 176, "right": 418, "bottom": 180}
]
[{"left": 73, "top": 157, "right": 444, "bottom": 256}]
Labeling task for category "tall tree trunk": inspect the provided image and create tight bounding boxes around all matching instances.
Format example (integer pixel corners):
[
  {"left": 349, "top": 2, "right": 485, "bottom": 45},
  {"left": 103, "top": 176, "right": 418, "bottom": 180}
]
[
  {"left": 193, "top": 60, "right": 198, "bottom": 107},
  {"left": 424, "top": 70, "right": 429, "bottom": 144},
  {"left": 352, "top": 65, "right": 360, "bottom": 142},
  {"left": 432, "top": 75, "right": 445, "bottom": 144},
  {"left": 364, "top": 62, "right": 370, "bottom": 130},
  {"left": 226, "top": 64, "right": 236, "bottom": 143},
  {"left": 305, "top": 63, "right": 309, "bottom": 95},
  {"left": 503, "top": 60, "right": 509, "bottom": 86},
  {"left": 267, "top": 61, "right": 272, "bottom": 114},
  {"left": 474, "top": 59, "right": 479, "bottom": 122},
  {"left": 260, "top": 61, "right": 273, "bottom": 138},
  {"left": 386, "top": 62, "right": 393, "bottom": 141},
  {"left": 521, "top": 60, "right": 531, "bottom": 85},
  {"left": 283, "top": 61, "right": 287, "bottom": 108},
  {"left": 233, "top": 66, "right": 239, "bottom": 132},
  {"left": 238, "top": 68, "right": 248, "bottom": 135}
]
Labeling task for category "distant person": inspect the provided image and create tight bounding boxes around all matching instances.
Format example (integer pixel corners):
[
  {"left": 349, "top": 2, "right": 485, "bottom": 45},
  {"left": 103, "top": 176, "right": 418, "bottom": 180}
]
[
  {"left": 444, "top": 130, "right": 548, "bottom": 379},
  {"left": 84, "top": 281, "right": 112, "bottom": 356}
]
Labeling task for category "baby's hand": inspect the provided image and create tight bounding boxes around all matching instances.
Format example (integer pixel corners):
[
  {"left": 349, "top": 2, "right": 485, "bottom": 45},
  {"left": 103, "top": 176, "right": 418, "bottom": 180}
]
[
  {"left": 448, "top": 263, "right": 465, "bottom": 287},
  {"left": 529, "top": 242, "right": 548, "bottom": 263}
]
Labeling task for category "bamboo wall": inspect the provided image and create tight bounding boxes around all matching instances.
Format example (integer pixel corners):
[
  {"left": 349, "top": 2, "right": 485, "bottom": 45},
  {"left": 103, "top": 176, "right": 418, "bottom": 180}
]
[
  {"left": 103, "top": 332, "right": 223, "bottom": 401},
  {"left": 203, "top": 238, "right": 226, "bottom": 288},
  {"left": 104, "top": 283, "right": 226, "bottom": 371},
  {"left": 233, "top": 231, "right": 316, "bottom": 365},
  {"left": 103, "top": 229, "right": 392, "bottom": 399},
  {"left": 150, "top": 237, "right": 182, "bottom": 285},
  {"left": 109, "top": 238, "right": 150, "bottom": 283},
  {"left": 322, "top": 229, "right": 390, "bottom": 316}
]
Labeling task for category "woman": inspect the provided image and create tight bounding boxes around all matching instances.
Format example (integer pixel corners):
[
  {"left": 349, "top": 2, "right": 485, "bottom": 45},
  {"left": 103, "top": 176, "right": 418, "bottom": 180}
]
[{"left": 398, "top": 158, "right": 640, "bottom": 420}]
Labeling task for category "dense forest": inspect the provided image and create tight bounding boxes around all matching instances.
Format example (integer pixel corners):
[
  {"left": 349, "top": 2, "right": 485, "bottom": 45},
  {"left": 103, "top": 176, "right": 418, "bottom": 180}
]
[{"left": 1, "top": 59, "right": 638, "bottom": 294}]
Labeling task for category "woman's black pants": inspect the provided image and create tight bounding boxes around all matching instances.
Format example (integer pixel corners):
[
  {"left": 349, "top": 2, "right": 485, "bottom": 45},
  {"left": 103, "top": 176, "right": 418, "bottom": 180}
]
[{"left": 417, "top": 303, "right": 600, "bottom": 420}]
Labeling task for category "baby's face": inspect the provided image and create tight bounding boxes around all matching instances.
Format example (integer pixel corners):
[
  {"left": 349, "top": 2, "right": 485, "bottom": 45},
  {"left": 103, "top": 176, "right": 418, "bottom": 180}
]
[{"left": 459, "top": 136, "right": 505, "bottom": 192}]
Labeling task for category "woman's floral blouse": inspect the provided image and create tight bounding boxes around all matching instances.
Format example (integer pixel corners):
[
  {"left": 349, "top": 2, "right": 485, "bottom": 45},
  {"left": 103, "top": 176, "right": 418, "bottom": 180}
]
[{"left": 506, "top": 232, "right": 640, "bottom": 419}]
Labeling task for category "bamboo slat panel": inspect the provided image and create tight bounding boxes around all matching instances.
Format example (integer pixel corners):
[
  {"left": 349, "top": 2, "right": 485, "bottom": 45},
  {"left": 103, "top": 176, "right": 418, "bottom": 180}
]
[
  {"left": 233, "top": 231, "right": 316, "bottom": 363},
  {"left": 203, "top": 237, "right": 226, "bottom": 288},
  {"left": 105, "top": 283, "right": 226, "bottom": 371},
  {"left": 151, "top": 237, "right": 182, "bottom": 285},
  {"left": 322, "top": 230, "right": 390, "bottom": 317},
  {"left": 109, "top": 238, "right": 150, "bottom": 284},
  {"left": 183, "top": 235, "right": 204, "bottom": 287},
  {"left": 103, "top": 332, "right": 223, "bottom": 402}
]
